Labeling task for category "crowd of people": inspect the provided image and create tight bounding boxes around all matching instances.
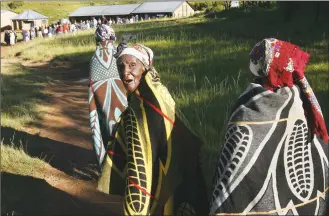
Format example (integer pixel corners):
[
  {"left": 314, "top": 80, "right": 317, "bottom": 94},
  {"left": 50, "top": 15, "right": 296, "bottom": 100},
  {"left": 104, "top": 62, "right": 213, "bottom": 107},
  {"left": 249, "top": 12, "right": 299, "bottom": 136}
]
[
  {"left": 4, "top": 14, "right": 167, "bottom": 46},
  {"left": 3, "top": 17, "right": 116, "bottom": 45}
]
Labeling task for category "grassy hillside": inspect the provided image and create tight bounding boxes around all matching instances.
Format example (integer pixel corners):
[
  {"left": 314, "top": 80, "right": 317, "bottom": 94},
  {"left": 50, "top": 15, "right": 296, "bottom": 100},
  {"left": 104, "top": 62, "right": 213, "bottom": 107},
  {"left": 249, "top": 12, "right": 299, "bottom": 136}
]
[
  {"left": 2, "top": 6, "right": 328, "bottom": 197},
  {"left": 1, "top": 1, "right": 143, "bottom": 23}
]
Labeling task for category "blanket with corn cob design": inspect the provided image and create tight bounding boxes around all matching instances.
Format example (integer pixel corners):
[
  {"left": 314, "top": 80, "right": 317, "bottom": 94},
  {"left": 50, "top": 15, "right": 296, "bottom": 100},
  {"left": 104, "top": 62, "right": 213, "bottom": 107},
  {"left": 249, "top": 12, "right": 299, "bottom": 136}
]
[
  {"left": 97, "top": 71, "right": 209, "bottom": 215},
  {"left": 210, "top": 83, "right": 329, "bottom": 215}
]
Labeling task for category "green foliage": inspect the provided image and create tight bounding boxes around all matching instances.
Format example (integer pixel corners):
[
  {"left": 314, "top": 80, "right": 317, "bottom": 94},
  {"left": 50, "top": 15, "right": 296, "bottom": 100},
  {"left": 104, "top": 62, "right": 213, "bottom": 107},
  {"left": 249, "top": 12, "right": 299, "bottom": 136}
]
[
  {"left": 189, "top": 1, "right": 224, "bottom": 13},
  {"left": 189, "top": 1, "right": 214, "bottom": 11},
  {"left": 7, "top": 1, "right": 24, "bottom": 10},
  {"left": 239, "top": 1, "right": 276, "bottom": 9}
]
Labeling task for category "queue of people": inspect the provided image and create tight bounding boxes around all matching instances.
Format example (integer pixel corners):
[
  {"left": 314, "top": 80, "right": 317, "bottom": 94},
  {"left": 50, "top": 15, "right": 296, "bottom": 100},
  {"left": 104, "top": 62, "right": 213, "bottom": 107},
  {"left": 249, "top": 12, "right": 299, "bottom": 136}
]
[
  {"left": 3, "top": 14, "right": 166, "bottom": 46},
  {"left": 20, "top": 22, "right": 76, "bottom": 42}
]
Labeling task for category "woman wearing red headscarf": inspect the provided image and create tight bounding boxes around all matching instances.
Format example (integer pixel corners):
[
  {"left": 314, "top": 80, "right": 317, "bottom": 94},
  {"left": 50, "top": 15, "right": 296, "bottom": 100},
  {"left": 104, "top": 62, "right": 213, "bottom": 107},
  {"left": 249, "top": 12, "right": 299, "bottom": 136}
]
[{"left": 210, "top": 38, "right": 328, "bottom": 215}]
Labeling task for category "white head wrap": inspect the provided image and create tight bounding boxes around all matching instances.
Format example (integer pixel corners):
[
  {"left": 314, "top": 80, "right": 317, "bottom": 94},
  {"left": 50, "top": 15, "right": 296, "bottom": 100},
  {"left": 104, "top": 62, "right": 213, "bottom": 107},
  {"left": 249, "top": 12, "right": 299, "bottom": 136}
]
[{"left": 118, "top": 44, "right": 153, "bottom": 67}]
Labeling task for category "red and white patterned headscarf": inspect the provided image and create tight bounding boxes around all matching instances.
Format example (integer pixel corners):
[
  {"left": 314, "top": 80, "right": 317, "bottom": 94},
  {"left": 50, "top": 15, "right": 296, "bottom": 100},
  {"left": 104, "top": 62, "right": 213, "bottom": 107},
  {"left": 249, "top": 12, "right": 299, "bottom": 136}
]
[{"left": 249, "top": 38, "right": 328, "bottom": 143}]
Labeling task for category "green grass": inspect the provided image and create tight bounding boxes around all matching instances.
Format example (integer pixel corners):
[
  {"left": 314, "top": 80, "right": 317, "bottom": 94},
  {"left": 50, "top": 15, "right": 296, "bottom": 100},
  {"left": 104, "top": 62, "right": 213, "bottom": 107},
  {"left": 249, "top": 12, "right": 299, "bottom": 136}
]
[
  {"left": 0, "top": 140, "right": 47, "bottom": 177},
  {"left": 2, "top": 6, "right": 328, "bottom": 198},
  {"left": 1, "top": 1, "right": 144, "bottom": 23},
  {"left": 1, "top": 60, "right": 51, "bottom": 130}
]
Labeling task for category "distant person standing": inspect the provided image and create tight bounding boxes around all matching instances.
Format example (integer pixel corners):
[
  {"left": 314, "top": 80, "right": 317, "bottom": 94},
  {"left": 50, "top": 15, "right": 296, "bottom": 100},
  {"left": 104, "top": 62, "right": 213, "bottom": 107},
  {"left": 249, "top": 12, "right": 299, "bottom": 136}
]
[
  {"left": 47, "top": 26, "right": 53, "bottom": 38},
  {"left": 63, "top": 23, "right": 69, "bottom": 33},
  {"left": 43, "top": 26, "right": 49, "bottom": 38},
  {"left": 22, "top": 27, "right": 30, "bottom": 42},
  {"left": 52, "top": 23, "right": 57, "bottom": 34},
  {"left": 9, "top": 30, "right": 15, "bottom": 45},
  {"left": 14, "top": 30, "right": 17, "bottom": 43},
  {"left": 4, "top": 27, "right": 11, "bottom": 45},
  {"left": 34, "top": 26, "right": 38, "bottom": 37},
  {"left": 95, "top": 17, "right": 112, "bottom": 45},
  {"left": 30, "top": 27, "right": 36, "bottom": 40},
  {"left": 56, "top": 25, "right": 62, "bottom": 35},
  {"left": 70, "top": 23, "right": 76, "bottom": 33},
  {"left": 93, "top": 17, "right": 97, "bottom": 28},
  {"left": 38, "top": 26, "right": 43, "bottom": 38}
]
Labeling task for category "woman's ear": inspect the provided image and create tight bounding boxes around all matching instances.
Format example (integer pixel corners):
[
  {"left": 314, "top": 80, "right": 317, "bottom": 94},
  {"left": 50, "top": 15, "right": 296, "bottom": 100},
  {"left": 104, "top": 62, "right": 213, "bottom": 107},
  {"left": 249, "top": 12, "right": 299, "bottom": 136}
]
[{"left": 142, "top": 66, "right": 146, "bottom": 73}]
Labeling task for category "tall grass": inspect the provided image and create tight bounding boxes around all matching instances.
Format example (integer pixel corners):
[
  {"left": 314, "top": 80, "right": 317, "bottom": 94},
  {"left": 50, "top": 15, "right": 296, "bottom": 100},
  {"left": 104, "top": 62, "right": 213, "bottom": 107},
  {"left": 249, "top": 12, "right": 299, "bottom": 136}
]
[
  {"left": 0, "top": 139, "right": 47, "bottom": 177},
  {"left": 2, "top": 7, "right": 328, "bottom": 196}
]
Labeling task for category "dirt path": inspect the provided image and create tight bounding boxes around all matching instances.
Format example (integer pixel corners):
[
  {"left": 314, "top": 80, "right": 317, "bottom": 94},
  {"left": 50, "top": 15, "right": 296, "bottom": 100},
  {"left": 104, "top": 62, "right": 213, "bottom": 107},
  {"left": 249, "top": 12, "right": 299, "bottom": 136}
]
[
  {"left": 25, "top": 70, "right": 93, "bottom": 150},
  {"left": 1, "top": 58, "right": 123, "bottom": 215}
]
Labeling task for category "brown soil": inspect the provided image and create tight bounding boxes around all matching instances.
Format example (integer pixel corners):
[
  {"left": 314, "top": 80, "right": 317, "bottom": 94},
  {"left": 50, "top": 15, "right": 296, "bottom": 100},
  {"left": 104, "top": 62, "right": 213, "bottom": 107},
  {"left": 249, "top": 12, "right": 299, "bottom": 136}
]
[{"left": 1, "top": 57, "right": 124, "bottom": 215}]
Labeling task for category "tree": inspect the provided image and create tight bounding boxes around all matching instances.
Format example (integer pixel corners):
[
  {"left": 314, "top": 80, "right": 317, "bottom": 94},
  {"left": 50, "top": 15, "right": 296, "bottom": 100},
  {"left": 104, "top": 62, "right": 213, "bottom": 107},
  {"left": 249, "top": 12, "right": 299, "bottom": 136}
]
[
  {"left": 241, "top": 0, "right": 246, "bottom": 8},
  {"left": 223, "top": 1, "right": 231, "bottom": 10},
  {"left": 212, "top": 1, "right": 219, "bottom": 7},
  {"left": 7, "top": 1, "right": 24, "bottom": 10}
]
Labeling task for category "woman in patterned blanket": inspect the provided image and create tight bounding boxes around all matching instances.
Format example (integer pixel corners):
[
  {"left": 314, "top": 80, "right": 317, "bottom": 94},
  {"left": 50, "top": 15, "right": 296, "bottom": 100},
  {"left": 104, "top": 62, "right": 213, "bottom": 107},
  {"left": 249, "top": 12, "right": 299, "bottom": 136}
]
[
  {"left": 97, "top": 43, "right": 209, "bottom": 215},
  {"left": 210, "top": 38, "right": 329, "bottom": 215},
  {"left": 88, "top": 23, "right": 127, "bottom": 166}
]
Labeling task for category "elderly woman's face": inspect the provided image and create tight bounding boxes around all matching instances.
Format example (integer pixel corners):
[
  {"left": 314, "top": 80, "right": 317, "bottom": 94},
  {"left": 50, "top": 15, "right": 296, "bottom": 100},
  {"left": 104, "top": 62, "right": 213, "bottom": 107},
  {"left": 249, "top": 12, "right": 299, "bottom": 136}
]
[{"left": 117, "top": 55, "right": 145, "bottom": 92}]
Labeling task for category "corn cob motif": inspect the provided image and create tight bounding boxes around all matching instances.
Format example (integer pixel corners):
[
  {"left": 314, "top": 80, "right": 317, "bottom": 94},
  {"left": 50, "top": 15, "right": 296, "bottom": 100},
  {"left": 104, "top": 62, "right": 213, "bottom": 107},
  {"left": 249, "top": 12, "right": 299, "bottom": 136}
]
[
  {"left": 123, "top": 107, "right": 152, "bottom": 215},
  {"left": 284, "top": 119, "right": 314, "bottom": 202}
]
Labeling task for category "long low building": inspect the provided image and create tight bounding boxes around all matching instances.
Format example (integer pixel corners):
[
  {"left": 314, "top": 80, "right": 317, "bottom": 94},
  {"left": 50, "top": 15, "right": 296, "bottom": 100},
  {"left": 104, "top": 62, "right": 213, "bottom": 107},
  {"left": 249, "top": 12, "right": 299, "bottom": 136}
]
[
  {"left": 68, "top": 4, "right": 141, "bottom": 22},
  {"left": 68, "top": 1, "right": 194, "bottom": 22},
  {"left": 131, "top": 1, "right": 194, "bottom": 19}
]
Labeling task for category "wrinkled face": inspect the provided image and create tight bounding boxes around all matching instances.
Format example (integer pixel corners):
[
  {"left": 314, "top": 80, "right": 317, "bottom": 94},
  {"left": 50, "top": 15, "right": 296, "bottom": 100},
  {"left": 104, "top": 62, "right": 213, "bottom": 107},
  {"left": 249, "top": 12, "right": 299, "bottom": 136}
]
[{"left": 117, "top": 55, "right": 145, "bottom": 92}]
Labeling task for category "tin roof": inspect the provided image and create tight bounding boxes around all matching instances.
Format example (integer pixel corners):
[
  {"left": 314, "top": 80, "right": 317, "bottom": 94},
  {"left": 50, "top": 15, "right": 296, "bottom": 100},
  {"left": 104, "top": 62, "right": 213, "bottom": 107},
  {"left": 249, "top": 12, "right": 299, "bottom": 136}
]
[
  {"left": 11, "top": 10, "right": 48, "bottom": 20},
  {"left": 69, "top": 4, "right": 141, "bottom": 17},
  {"left": 132, "top": 1, "right": 184, "bottom": 14}
]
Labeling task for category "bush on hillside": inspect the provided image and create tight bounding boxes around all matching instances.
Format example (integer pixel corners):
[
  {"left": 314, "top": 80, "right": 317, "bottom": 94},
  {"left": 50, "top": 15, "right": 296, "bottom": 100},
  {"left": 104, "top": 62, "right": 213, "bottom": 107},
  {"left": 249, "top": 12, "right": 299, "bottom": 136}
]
[
  {"left": 189, "top": 1, "right": 213, "bottom": 11},
  {"left": 7, "top": 1, "right": 24, "bottom": 10}
]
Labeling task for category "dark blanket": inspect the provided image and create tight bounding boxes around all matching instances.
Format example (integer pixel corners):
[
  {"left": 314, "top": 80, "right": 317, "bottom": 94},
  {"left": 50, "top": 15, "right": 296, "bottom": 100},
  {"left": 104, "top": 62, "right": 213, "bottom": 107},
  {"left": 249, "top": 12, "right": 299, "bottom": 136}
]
[{"left": 210, "top": 83, "right": 328, "bottom": 215}]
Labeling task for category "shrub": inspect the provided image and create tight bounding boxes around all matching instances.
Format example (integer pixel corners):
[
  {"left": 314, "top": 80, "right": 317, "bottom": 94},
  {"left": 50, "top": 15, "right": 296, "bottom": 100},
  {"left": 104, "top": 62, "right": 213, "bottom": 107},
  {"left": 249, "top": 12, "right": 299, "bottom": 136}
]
[{"left": 7, "top": 1, "right": 24, "bottom": 10}]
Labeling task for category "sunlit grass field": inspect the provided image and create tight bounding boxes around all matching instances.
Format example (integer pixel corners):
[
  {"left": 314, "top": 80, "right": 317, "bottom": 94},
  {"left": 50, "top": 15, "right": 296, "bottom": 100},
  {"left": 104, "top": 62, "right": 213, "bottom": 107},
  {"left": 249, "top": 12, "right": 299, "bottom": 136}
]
[
  {"left": 1, "top": 6, "right": 328, "bottom": 195},
  {"left": 0, "top": 1, "right": 143, "bottom": 23}
]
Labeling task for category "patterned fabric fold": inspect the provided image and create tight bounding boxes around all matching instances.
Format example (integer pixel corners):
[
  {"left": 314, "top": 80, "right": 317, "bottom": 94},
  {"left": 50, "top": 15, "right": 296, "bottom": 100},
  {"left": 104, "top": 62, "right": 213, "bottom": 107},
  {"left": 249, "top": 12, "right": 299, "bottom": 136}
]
[{"left": 88, "top": 40, "right": 127, "bottom": 165}]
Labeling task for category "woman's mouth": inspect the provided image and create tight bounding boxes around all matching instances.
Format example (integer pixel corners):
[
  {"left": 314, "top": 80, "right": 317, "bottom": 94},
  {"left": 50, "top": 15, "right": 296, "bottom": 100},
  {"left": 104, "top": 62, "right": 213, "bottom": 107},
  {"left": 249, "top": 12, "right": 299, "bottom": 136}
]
[{"left": 124, "top": 79, "right": 134, "bottom": 85}]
